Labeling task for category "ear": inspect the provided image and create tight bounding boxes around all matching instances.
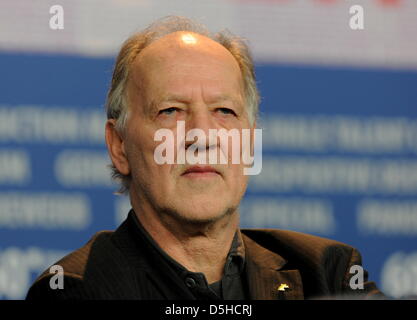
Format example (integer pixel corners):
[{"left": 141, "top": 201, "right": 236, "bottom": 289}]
[{"left": 105, "top": 119, "right": 130, "bottom": 175}]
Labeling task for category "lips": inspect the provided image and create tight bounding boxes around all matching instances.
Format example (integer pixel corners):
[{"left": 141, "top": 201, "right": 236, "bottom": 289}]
[{"left": 182, "top": 165, "right": 220, "bottom": 177}]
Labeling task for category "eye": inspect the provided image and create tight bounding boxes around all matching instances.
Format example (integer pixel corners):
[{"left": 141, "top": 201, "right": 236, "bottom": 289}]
[
  {"left": 159, "top": 107, "right": 178, "bottom": 115},
  {"left": 216, "top": 107, "right": 236, "bottom": 116}
]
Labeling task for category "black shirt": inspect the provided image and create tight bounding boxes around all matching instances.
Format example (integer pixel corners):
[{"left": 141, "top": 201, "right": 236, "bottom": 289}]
[{"left": 131, "top": 210, "right": 248, "bottom": 300}]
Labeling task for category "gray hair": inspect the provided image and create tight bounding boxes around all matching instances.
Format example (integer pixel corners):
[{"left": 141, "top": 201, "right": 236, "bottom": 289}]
[{"left": 105, "top": 15, "right": 260, "bottom": 194}]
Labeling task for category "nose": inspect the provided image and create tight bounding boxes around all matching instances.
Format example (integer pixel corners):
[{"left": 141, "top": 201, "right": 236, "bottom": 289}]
[{"left": 184, "top": 107, "right": 218, "bottom": 151}]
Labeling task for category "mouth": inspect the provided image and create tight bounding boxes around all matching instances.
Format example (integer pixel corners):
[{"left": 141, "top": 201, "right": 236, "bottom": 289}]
[{"left": 181, "top": 165, "right": 221, "bottom": 178}]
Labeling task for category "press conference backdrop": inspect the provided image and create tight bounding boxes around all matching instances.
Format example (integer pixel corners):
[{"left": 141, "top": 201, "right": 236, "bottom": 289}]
[{"left": 1, "top": 0, "right": 417, "bottom": 299}]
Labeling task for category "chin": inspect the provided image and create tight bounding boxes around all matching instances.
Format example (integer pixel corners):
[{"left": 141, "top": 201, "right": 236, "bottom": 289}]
[{"left": 165, "top": 199, "right": 236, "bottom": 225}]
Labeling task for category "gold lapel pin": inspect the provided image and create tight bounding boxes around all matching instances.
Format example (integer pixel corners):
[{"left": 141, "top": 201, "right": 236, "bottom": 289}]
[{"left": 278, "top": 283, "right": 289, "bottom": 292}]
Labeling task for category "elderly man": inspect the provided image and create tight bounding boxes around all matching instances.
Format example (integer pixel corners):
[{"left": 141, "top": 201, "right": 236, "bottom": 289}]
[{"left": 26, "top": 16, "right": 383, "bottom": 300}]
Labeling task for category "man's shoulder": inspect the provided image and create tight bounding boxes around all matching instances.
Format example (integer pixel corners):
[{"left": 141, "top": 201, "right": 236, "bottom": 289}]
[
  {"left": 26, "top": 229, "right": 136, "bottom": 299},
  {"left": 241, "top": 228, "right": 358, "bottom": 275},
  {"left": 38, "top": 230, "right": 115, "bottom": 280},
  {"left": 241, "top": 228, "right": 385, "bottom": 298},
  {"left": 241, "top": 228, "right": 353, "bottom": 253}
]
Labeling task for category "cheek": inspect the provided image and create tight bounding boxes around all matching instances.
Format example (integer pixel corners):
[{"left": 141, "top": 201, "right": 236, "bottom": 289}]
[
  {"left": 223, "top": 171, "right": 247, "bottom": 207},
  {"left": 236, "top": 176, "right": 249, "bottom": 200},
  {"left": 130, "top": 138, "right": 175, "bottom": 181},
  {"left": 227, "top": 165, "right": 247, "bottom": 188},
  {"left": 124, "top": 131, "right": 155, "bottom": 173}
]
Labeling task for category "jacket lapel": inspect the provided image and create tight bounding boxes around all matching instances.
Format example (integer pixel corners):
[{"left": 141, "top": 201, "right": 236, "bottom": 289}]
[{"left": 243, "top": 234, "right": 304, "bottom": 300}]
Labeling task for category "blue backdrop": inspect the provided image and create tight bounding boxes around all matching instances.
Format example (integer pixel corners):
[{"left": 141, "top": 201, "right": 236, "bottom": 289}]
[{"left": 1, "top": 52, "right": 416, "bottom": 299}]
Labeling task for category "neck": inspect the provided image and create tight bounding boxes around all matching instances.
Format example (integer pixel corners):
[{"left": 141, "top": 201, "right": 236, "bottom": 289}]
[{"left": 131, "top": 197, "right": 239, "bottom": 284}]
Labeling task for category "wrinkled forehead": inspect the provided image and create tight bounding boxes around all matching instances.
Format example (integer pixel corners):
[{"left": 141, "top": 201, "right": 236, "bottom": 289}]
[{"left": 129, "top": 31, "right": 243, "bottom": 86}]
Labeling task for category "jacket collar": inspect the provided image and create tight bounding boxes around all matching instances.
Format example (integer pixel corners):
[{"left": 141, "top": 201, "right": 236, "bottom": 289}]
[{"left": 242, "top": 232, "right": 304, "bottom": 300}]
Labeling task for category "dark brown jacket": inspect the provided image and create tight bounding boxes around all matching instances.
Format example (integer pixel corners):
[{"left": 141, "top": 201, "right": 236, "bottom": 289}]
[{"left": 26, "top": 211, "right": 384, "bottom": 300}]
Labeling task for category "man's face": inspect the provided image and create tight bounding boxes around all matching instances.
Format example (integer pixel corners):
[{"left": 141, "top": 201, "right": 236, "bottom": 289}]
[{"left": 116, "top": 32, "right": 253, "bottom": 224}]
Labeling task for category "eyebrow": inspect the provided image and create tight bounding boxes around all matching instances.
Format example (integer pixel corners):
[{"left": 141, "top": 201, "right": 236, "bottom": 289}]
[
  {"left": 149, "top": 94, "right": 243, "bottom": 110},
  {"left": 148, "top": 95, "right": 187, "bottom": 114}
]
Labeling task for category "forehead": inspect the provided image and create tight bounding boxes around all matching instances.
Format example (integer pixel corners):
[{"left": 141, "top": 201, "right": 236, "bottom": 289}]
[{"left": 129, "top": 32, "right": 243, "bottom": 98}]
